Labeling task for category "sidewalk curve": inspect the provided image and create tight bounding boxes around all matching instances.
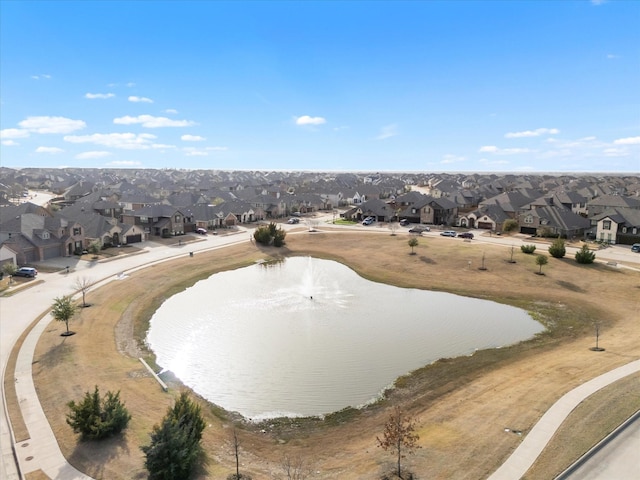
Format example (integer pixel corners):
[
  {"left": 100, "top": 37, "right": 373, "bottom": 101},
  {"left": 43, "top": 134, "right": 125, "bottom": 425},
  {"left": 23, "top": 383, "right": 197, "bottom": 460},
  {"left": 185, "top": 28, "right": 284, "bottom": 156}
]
[{"left": 487, "top": 358, "right": 640, "bottom": 480}]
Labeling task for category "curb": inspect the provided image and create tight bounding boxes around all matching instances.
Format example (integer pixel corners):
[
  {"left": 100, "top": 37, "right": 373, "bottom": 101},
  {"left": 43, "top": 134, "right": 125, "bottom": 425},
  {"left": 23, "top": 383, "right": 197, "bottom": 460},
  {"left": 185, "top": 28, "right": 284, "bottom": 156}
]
[{"left": 554, "top": 408, "right": 640, "bottom": 479}]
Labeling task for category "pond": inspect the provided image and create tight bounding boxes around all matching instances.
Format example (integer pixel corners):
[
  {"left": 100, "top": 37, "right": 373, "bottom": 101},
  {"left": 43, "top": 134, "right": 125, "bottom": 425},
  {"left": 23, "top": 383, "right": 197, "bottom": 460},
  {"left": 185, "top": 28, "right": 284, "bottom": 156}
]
[{"left": 147, "top": 256, "right": 544, "bottom": 420}]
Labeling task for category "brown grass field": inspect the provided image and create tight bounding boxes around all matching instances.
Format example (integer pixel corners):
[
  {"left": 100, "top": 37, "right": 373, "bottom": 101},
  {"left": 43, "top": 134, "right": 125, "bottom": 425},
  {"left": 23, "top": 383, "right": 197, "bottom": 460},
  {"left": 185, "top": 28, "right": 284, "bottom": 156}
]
[{"left": 8, "top": 229, "right": 640, "bottom": 479}]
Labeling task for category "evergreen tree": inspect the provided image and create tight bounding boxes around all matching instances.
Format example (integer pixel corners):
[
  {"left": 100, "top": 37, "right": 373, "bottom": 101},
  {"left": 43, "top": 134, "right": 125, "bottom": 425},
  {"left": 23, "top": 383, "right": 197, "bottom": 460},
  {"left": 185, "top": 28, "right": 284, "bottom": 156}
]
[
  {"left": 575, "top": 244, "right": 596, "bottom": 264},
  {"left": 66, "top": 386, "right": 131, "bottom": 439},
  {"left": 548, "top": 237, "right": 566, "bottom": 258},
  {"left": 142, "top": 392, "right": 205, "bottom": 480}
]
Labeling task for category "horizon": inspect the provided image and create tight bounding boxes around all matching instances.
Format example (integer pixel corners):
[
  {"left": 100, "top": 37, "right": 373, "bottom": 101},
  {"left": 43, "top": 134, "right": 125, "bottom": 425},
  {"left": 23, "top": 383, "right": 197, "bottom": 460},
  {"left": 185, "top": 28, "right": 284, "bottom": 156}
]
[{"left": 1, "top": 1, "right": 639, "bottom": 173}]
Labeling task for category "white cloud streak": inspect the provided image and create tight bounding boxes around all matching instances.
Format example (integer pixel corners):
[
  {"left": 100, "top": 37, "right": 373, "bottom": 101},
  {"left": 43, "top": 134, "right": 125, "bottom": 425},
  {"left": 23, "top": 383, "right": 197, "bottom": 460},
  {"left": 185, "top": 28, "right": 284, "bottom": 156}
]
[
  {"left": 128, "top": 95, "right": 154, "bottom": 103},
  {"left": 1, "top": 140, "right": 20, "bottom": 146},
  {"left": 85, "top": 92, "right": 115, "bottom": 99},
  {"left": 0, "top": 128, "right": 30, "bottom": 139},
  {"left": 64, "top": 132, "right": 159, "bottom": 149},
  {"left": 113, "top": 114, "right": 195, "bottom": 128},
  {"left": 479, "top": 146, "right": 531, "bottom": 155},
  {"left": 295, "top": 115, "right": 326, "bottom": 126},
  {"left": 107, "top": 160, "right": 142, "bottom": 166},
  {"left": 35, "top": 146, "right": 64, "bottom": 154},
  {"left": 376, "top": 124, "right": 398, "bottom": 140},
  {"left": 19, "top": 116, "right": 86, "bottom": 134},
  {"left": 181, "top": 134, "right": 206, "bottom": 142},
  {"left": 613, "top": 136, "right": 640, "bottom": 145},
  {"left": 504, "top": 128, "right": 559, "bottom": 138},
  {"left": 75, "top": 151, "right": 112, "bottom": 160}
]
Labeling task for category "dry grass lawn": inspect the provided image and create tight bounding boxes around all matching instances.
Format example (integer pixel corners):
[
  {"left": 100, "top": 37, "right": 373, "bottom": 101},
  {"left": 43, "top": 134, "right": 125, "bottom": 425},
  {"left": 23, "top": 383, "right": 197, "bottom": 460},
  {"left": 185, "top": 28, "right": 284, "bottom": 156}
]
[{"left": 11, "top": 230, "right": 640, "bottom": 479}]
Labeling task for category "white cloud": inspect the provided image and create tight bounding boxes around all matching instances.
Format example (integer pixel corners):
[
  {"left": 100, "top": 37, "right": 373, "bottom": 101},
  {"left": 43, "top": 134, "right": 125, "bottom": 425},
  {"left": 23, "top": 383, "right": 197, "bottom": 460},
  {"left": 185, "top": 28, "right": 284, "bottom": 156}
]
[
  {"left": 0, "top": 128, "right": 30, "bottom": 139},
  {"left": 613, "top": 136, "right": 640, "bottom": 145},
  {"left": 603, "top": 147, "right": 628, "bottom": 157},
  {"left": 151, "top": 144, "right": 176, "bottom": 149},
  {"left": 128, "top": 95, "right": 153, "bottom": 103},
  {"left": 31, "top": 74, "right": 51, "bottom": 80},
  {"left": 107, "top": 160, "right": 142, "bottom": 166},
  {"left": 376, "top": 124, "right": 398, "bottom": 140},
  {"left": 181, "top": 134, "right": 206, "bottom": 142},
  {"left": 35, "top": 146, "right": 64, "bottom": 154},
  {"left": 504, "top": 128, "right": 559, "bottom": 138},
  {"left": 64, "top": 132, "right": 158, "bottom": 149},
  {"left": 85, "top": 92, "right": 115, "bottom": 99},
  {"left": 19, "top": 116, "right": 86, "bottom": 134},
  {"left": 75, "top": 151, "right": 111, "bottom": 160},
  {"left": 165, "top": 109, "right": 178, "bottom": 114},
  {"left": 113, "top": 114, "right": 195, "bottom": 128},
  {"left": 1, "top": 140, "right": 19, "bottom": 146},
  {"left": 182, "top": 146, "right": 228, "bottom": 156},
  {"left": 441, "top": 154, "right": 466, "bottom": 164},
  {"left": 295, "top": 115, "right": 326, "bottom": 126},
  {"left": 126, "top": 82, "right": 136, "bottom": 87},
  {"left": 479, "top": 145, "right": 530, "bottom": 155},
  {"left": 591, "top": 0, "right": 606, "bottom": 5},
  {"left": 606, "top": 54, "right": 620, "bottom": 59}
]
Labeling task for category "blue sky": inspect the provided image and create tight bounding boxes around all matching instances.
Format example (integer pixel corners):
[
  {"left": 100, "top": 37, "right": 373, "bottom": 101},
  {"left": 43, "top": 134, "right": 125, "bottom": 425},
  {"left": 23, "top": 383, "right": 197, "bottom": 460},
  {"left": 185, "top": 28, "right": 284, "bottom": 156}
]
[{"left": 1, "top": 0, "right": 639, "bottom": 172}]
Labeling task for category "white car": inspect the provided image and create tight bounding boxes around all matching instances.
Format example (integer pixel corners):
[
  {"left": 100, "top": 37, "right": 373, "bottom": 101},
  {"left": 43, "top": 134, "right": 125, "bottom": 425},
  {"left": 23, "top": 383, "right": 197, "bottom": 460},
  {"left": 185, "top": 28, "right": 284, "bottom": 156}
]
[{"left": 440, "top": 230, "right": 457, "bottom": 237}]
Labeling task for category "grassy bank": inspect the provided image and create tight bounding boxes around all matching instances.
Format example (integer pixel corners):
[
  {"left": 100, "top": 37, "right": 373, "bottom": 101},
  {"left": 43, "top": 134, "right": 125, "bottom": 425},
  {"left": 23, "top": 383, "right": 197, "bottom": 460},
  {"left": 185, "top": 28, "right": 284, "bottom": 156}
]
[{"left": 15, "top": 231, "right": 640, "bottom": 478}]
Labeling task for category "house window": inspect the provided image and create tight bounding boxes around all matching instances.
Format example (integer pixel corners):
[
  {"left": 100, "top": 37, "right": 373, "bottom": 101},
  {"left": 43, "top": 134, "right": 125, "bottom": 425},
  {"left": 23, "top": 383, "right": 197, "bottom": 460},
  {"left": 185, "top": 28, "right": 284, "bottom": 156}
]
[
  {"left": 41, "top": 231, "right": 50, "bottom": 239},
  {"left": 412, "top": 208, "right": 417, "bottom": 214},
  {"left": 524, "top": 215, "right": 533, "bottom": 224},
  {"left": 634, "top": 228, "right": 638, "bottom": 235},
  {"left": 73, "top": 227, "right": 81, "bottom": 235},
  {"left": 175, "top": 214, "right": 181, "bottom": 222},
  {"left": 603, "top": 220, "right": 611, "bottom": 230},
  {"left": 140, "top": 216, "right": 148, "bottom": 223},
  {"left": 622, "top": 227, "right": 627, "bottom": 233}
]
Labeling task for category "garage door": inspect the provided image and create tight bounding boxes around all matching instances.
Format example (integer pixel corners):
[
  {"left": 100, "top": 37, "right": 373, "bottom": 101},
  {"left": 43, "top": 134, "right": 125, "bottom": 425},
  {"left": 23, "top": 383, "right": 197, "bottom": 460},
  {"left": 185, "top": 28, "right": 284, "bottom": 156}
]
[
  {"left": 520, "top": 227, "right": 536, "bottom": 235},
  {"left": 126, "top": 234, "right": 142, "bottom": 244},
  {"left": 43, "top": 246, "right": 61, "bottom": 260},
  {"left": 477, "top": 222, "right": 493, "bottom": 229}
]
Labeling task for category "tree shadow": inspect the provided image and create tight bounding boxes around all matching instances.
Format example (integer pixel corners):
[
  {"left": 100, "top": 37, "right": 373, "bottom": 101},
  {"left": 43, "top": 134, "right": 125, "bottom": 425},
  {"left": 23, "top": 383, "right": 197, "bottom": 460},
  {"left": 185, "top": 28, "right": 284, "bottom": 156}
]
[
  {"left": 68, "top": 432, "right": 133, "bottom": 479},
  {"left": 36, "top": 340, "right": 75, "bottom": 368}
]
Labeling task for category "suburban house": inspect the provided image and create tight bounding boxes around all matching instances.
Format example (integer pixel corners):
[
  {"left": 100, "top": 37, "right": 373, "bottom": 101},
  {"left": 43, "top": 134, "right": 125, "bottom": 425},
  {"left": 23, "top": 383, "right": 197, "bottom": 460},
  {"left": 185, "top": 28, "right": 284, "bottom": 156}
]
[
  {"left": 457, "top": 204, "right": 511, "bottom": 231},
  {"left": 516, "top": 206, "right": 591, "bottom": 239},
  {"left": 587, "top": 194, "right": 640, "bottom": 217},
  {"left": 121, "top": 205, "right": 194, "bottom": 237},
  {"left": 592, "top": 208, "right": 640, "bottom": 245}
]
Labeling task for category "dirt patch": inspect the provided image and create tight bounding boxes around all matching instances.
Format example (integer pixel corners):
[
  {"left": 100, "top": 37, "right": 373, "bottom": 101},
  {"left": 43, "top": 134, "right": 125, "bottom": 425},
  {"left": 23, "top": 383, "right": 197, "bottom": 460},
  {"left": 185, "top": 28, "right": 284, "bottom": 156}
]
[{"left": 24, "top": 233, "right": 640, "bottom": 479}]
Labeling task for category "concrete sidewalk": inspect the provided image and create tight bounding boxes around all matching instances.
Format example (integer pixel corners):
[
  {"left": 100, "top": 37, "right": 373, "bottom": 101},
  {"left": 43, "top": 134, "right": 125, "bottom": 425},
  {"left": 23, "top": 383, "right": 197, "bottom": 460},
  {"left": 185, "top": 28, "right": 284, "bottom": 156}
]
[{"left": 487, "top": 358, "right": 640, "bottom": 480}]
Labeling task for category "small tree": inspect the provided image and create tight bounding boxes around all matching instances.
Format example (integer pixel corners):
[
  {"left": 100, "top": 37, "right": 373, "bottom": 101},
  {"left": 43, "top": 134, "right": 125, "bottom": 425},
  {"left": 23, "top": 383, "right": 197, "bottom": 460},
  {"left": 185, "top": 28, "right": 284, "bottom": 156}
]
[
  {"left": 535, "top": 254, "right": 548, "bottom": 274},
  {"left": 66, "top": 386, "right": 131, "bottom": 439},
  {"left": 88, "top": 240, "right": 101, "bottom": 255},
  {"left": 575, "top": 244, "right": 596, "bottom": 264},
  {"left": 142, "top": 391, "right": 206, "bottom": 480},
  {"left": 52, "top": 295, "right": 77, "bottom": 336},
  {"left": 74, "top": 276, "right": 93, "bottom": 307},
  {"left": 521, "top": 244, "right": 536, "bottom": 254},
  {"left": 389, "top": 222, "right": 398, "bottom": 236},
  {"left": 377, "top": 407, "right": 421, "bottom": 479},
  {"left": 548, "top": 237, "right": 566, "bottom": 258},
  {"left": 280, "top": 453, "right": 313, "bottom": 480},
  {"left": 502, "top": 219, "right": 519, "bottom": 233},
  {"left": 408, "top": 237, "right": 418, "bottom": 255},
  {"left": 227, "top": 428, "right": 253, "bottom": 480},
  {"left": 2, "top": 263, "right": 17, "bottom": 284}
]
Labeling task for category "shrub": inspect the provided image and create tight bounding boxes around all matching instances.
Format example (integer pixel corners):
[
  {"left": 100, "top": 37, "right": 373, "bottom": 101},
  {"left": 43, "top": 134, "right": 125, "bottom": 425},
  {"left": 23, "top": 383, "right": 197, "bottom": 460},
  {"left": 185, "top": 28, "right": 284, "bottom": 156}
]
[
  {"left": 502, "top": 219, "right": 519, "bottom": 233},
  {"left": 66, "top": 386, "right": 131, "bottom": 440},
  {"left": 521, "top": 244, "right": 536, "bottom": 254},
  {"left": 575, "top": 244, "right": 596, "bottom": 264},
  {"left": 142, "top": 392, "right": 205, "bottom": 480},
  {"left": 548, "top": 237, "right": 566, "bottom": 258},
  {"left": 254, "top": 222, "right": 286, "bottom": 247}
]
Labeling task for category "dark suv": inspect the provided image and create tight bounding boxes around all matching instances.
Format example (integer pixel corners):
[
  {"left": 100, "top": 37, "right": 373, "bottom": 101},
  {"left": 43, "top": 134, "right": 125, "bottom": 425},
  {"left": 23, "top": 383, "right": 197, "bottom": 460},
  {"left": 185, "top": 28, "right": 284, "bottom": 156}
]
[{"left": 458, "top": 232, "right": 474, "bottom": 239}]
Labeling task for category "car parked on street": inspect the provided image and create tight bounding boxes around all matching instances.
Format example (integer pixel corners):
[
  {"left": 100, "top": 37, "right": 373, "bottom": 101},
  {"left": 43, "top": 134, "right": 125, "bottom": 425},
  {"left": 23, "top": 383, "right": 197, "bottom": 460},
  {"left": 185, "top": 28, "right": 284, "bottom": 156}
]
[
  {"left": 287, "top": 217, "right": 300, "bottom": 224},
  {"left": 440, "top": 230, "right": 457, "bottom": 237},
  {"left": 632, "top": 243, "right": 640, "bottom": 252},
  {"left": 195, "top": 227, "right": 207, "bottom": 234},
  {"left": 409, "top": 225, "right": 430, "bottom": 234},
  {"left": 458, "top": 232, "right": 474, "bottom": 239},
  {"left": 14, "top": 267, "right": 38, "bottom": 277}
]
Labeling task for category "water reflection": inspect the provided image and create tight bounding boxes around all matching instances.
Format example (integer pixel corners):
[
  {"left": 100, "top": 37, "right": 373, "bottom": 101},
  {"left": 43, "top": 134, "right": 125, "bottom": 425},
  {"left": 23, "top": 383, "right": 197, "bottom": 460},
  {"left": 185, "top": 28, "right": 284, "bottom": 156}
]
[{"left": 147, "top": 257, "right": 543, "bottom": 419}]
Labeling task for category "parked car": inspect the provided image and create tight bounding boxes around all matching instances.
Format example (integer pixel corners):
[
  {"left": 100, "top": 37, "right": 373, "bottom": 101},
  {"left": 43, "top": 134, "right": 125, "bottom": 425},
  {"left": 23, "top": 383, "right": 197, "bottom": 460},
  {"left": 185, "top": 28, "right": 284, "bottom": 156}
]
[
  {"left": 195, "top": 227, "right": 207, "bottom": 234},
  {"left": 399, "top": 219, "right": 410, "bottom": 226},
  {"left": 458, "top": 232, "right": 474, "bottom": 239},
  {"left": 287, "top": 217, "right": 300, "bottom": 224},
  {"left": 362, "top": 216, "right": 375, "bottom": 225},
  {"left": 440, "top": 230, "right": 457, "bottom": 237},
  {"left": 14, "top": 267, "right": 38, "bottom": 277},
  {"left": 631, "top": 243, "right": 640, "bottom": 252},
  {"left": 409, "top": 225, "right": 430, "bottom": 234}
]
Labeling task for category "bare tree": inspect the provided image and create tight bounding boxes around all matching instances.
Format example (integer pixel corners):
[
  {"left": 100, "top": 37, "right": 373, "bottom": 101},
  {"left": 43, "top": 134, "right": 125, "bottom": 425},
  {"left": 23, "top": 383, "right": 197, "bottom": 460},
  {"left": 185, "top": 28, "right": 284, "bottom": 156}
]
[
  {"left": 388, "top": 222, "right": 398, "bottom": 236},
  {"left": 377, "top": 407, "right": 421, "bottom": 479},
  {"left": 74, "top": 276, "right": 93, "bottom": 307},
  {"left": 279, "top": 453, "right": 313, "bottom": 480}
]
